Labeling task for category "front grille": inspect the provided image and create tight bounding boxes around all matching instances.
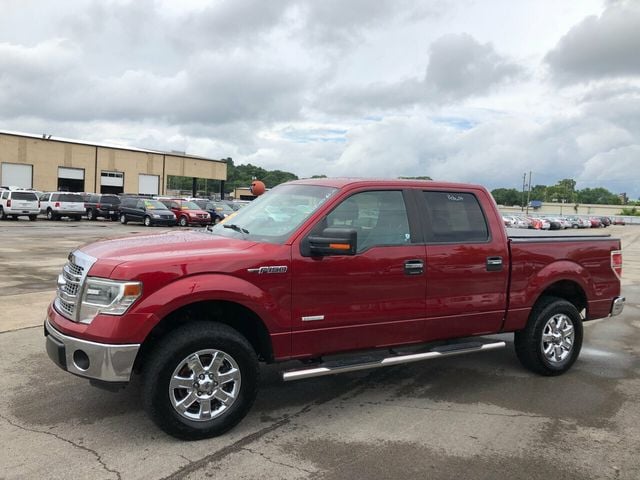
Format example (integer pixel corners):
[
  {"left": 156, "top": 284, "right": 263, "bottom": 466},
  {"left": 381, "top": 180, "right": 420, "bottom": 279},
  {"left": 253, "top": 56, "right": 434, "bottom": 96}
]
[
  {"left": 54, "top": 251, "right": 95, "bottom": 321},
  {"left": 161, "top": 215, "right": 173, "bottom": 219}
]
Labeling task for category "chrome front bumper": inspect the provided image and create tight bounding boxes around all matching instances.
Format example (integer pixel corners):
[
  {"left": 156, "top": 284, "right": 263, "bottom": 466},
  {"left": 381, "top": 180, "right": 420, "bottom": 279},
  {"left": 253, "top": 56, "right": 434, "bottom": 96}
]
[
  {"left": 610, "top": 296, "right": 625, "bottom": 317},
  {"left": 44, "top": 319, "right": 140, "bottom": 383}
]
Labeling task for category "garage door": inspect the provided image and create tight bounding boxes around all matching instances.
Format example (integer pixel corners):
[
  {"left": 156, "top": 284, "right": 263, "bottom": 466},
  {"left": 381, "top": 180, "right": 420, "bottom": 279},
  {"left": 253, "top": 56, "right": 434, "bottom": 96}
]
[
  {"left": 139, "top": 174, "right": 159, "bottom": 195},
  {"left": 1, "top": 163, "right": 33, "bottom": 188},
  {"left": 57, "top": 167, "right": 85, "bottom": 192}
]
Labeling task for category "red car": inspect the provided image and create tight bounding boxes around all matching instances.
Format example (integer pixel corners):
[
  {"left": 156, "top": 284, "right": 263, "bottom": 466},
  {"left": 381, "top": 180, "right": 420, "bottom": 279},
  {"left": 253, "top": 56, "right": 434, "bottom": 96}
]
[
  {"left": 159, "top": 199, "right": 211, "bottom": 227},
  {"left": 589, "top": 217, "right": 603, "bottom": 228},
  {"left": 45, "top": 179, "right": 624, "bottom": 439}
]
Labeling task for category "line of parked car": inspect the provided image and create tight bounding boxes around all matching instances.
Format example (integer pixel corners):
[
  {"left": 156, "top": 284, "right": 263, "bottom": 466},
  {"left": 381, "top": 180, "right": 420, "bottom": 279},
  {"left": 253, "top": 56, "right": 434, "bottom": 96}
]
[
  {"left": 502, "top": 214, "right": 625, "bottom": 230},
  {"left": 0, "top": 186, "right": 246, "bottom": 227}
]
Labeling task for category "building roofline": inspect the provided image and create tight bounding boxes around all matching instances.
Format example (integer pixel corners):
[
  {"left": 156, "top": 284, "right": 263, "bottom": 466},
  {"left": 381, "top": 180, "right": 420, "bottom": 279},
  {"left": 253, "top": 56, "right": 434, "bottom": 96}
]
[{"left": 0, "top": 129, "right": 226, "bottom": 164}]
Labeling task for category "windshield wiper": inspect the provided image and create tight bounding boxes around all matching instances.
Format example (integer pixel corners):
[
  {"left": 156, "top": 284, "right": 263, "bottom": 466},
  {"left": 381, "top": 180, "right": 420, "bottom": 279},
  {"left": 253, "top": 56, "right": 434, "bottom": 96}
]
[{"left": 223, "top": 223, "right": 250, "bottom": 234}]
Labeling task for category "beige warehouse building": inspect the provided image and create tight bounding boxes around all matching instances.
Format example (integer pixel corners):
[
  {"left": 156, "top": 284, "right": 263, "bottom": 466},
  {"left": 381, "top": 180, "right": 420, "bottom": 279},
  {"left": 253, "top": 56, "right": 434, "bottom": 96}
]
[{"left": 0, "top": 130, "right": 227, "bottom": 196}]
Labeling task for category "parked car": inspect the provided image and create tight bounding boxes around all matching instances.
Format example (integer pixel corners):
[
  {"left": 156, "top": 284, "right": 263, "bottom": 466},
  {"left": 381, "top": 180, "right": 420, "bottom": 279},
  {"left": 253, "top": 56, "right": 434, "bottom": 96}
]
[
  {"left": 39, "top": 192, "right": 85, "bottom": 220},
  {"left": 0, "top": 189, "right": 40, "bottom": 220},
  {"left": 612, "top": 217, "right": 626, "bottom": 225},
  {"left": 545, "top": 217, "right": 563, "bottom": 230},
  {"left": 194, "top": 200, "right": 235, "bottom": 224},
  {"left": 589, "top": 217, "right": 603, "bottom": 228},
  {"left": 85, "top": 194, "right": 121, "bottom": 220},
  {"left": 119, "top": 197, "right": 177, "bottom": 226},
  {"left": 529, "top": 217, "right": 550, "bottom": 230},
  {"left": 600, "top": 217, "right": 612, "bottom": 227},
  {"left": 159, "top": 199, "right": 211, "bottom": 227}
]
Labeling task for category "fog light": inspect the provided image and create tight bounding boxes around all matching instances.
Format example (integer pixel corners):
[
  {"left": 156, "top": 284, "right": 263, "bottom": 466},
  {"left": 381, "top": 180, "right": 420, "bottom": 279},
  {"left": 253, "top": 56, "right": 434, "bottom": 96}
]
[{"left": 73, "top": 350, "right": 90, "bottom": 370}]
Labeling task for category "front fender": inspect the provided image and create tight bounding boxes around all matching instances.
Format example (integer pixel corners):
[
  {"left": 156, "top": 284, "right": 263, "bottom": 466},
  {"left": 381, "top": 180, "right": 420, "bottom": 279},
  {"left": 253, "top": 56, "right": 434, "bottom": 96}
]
[{"left": 129, "top": 273, "right": 289, "bottom": 339}]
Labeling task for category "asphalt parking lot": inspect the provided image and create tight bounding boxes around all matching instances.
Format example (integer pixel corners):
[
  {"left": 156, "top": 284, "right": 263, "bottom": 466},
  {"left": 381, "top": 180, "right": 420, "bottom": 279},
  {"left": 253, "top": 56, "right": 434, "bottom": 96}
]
[{"left": 1, "top": 220, "right": 639, "bottom": 479}]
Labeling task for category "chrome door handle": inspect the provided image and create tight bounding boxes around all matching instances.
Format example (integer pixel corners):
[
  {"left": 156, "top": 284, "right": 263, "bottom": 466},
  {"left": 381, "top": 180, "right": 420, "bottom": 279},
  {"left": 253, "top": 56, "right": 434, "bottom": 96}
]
[{"left": 404, "top": 259, "right": 424, "bottom": 275}]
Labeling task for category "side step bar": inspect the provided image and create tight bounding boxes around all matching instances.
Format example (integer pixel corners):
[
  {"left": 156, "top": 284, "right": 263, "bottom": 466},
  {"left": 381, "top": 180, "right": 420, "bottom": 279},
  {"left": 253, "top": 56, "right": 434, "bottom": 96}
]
[{"left": 282, "top": 340, "right": 506, "bottom": 382}]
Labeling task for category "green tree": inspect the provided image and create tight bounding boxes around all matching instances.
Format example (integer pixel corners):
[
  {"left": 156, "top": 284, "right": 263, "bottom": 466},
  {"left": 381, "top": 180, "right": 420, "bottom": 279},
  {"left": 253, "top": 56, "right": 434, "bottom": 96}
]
[
  {"left": 577, "top": 187, "right": 620, "bottom": 205},
  {"left": 529, "top": 184, "right": 547, "bottom": 202},
  {"left": 491, "top": 188, "right": 521, "bottom": 206}
]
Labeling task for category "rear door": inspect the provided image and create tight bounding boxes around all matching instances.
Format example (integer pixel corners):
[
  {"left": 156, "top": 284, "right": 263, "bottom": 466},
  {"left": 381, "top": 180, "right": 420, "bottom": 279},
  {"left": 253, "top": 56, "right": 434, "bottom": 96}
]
[
  {"left": 11, "top": 191, "right": 38, "bottom": 210},
  {"left": 417, "top": 189, "right": 509, "bottom": 338}
]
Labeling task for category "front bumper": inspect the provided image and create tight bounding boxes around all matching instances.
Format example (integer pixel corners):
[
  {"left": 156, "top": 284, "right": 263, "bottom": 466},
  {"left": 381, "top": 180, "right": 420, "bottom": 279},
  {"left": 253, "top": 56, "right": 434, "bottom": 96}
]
[
  {"left": 610, "top": 296, "right": 625, "bottom": 317},
  {"left": 44, "top": 318, "right": 140, "bottom": 383}
]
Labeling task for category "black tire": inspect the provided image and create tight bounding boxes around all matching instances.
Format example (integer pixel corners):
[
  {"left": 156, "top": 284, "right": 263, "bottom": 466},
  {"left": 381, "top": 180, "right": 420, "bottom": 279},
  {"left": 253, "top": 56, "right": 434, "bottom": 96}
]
[
  {"left": 46, "top": 209, "right": 57, "bottom": 221},
  {"left": 178, "top": 216, "right": 188, "bottom": 227},
  {"left": 87, "top": 209, "right": 95, "bottom": 220},
  {"left": 0, "top": 207, "right": 6, "bottom": 220},
  {"left": 28, "top": 215, "right": 37, "bottom": 221},
  {"left": 120, "top": 213, "right": 128, "bottom": 225},
  {"left": 143, "top": 216, "right": 152, "bottom": 227},
  {"left": 142, "top": 322, "right": 259, "bottom": 440},
  {"left": 514, "top": 296, "right": 583, "bottom": 376},
  {"left": 73, "top": 216, "right": 82, "bottom": 221}
]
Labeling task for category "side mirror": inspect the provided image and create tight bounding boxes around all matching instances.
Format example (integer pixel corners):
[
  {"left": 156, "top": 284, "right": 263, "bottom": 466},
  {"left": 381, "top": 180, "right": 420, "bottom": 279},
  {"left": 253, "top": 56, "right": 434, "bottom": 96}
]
[{"left": 303, "top": 227, "right": 357, "bottom": 257}]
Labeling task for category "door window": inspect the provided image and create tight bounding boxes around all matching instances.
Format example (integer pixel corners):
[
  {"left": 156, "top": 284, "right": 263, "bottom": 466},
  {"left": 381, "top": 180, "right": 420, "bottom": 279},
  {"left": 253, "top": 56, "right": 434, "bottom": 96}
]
[
  {"left": 423, "top": 191, "right": 489, "bottom": 243},
  {"left": 319, "top": 191, "right": 411, "bottom": 252}
]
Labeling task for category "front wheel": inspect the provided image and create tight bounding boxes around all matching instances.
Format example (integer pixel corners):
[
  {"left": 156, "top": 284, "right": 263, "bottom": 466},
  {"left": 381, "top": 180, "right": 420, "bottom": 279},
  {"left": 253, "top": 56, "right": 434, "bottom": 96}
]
[
  {"left": 178, "top": 216, "right": 188, "bottom": 227},
  {"left": 514, "top": 296, "right": 583, "bottom": 376},
  {"left": 29, "top": 215, "right": 37, "bottom": 221},
  {"left": 46, "top": 209, "right": 56, "bottom": 221},
  {"left": 142, "top": 323, "right": 259, "bottom": 440},
  {"left": 87, "top": 209, "right": 95, "bottom": 220},
  {"left": 0, "top": 207, "right": 6, "bottom": 220},
  {"left": 143, "top": 216, "right": 152, "bottom": 227},
  {"left": 120, "top": 213, "right": 128, "bottom": 224}
]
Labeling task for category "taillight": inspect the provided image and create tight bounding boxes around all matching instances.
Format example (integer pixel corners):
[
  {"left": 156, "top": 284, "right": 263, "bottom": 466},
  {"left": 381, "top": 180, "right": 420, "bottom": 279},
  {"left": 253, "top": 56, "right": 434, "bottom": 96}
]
[
  {"left": 611, "top": 250, "right": 622, "bottom": 280},
  {"left": 54, "top": 202, "right": 60, "bottom": 207},
  {"left": 6, "top": 199, "right": 11, "bottom": 207},
  {"left": 97, "top": 203, "right": 102, "bottom": 209}
]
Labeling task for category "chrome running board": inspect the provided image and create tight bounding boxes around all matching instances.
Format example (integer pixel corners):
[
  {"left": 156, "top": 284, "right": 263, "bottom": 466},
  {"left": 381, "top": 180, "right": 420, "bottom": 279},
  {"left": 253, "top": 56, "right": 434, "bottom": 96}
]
[{"left": 282, "top": 340, "right": 506, "bottom": 382}]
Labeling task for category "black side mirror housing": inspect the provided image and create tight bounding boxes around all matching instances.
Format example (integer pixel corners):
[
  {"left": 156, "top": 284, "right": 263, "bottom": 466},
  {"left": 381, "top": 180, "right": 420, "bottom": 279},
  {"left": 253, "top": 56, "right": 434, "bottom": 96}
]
[{"left": 303, "top": 227, "right": 357, "bottom": 257}]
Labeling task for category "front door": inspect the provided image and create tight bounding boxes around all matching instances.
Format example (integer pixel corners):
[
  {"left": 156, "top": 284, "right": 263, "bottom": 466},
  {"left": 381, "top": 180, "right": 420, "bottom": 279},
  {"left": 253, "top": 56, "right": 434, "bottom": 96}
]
[{"left": 290, "top": 189, "right": 427, "bottom": 358}]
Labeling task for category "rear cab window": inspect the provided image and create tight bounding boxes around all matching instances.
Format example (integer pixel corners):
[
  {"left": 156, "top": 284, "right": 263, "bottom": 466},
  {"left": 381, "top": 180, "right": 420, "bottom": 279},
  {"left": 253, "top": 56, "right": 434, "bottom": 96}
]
[
  {"left": 423, "top": 191, "right": 489, "bottom": 243},
  {"left": 12, "top": 192, "right": 38, "bottom": 201},
  {"left": 60, "top": 194, "right": 83, "bottom": 202}
]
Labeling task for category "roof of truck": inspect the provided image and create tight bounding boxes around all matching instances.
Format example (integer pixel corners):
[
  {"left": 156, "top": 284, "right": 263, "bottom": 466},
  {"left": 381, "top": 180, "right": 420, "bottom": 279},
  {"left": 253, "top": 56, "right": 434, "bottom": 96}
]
[{"left": 287, "top": 178, "right": 485, "bottom": 190}]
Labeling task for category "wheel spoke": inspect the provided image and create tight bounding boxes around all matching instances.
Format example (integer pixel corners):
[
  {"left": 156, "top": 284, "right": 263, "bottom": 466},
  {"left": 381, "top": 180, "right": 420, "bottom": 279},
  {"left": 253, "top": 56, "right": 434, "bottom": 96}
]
[
  {"left": 187, "top": 354, "right": 205, "bottom": 375},
  {"left": 199, "top": 399, "right": 212, "bottom": 419},
  {"left": 217, "top": 368, "right": 240, "bottom": 385},
  {"left": 562, "top": 324, "right": 574, "bottom": 337},
  {"left": 170, "top": 375, "right": 195, "bottom": 390},
  {"left": 175, "top": 391, "right": 198, "bottom": 413},
  {"left": 542, "top": 333, "right": 554, "bottom": 343},
  {"left": 554, "top": 346, "right": 563, "bottom": 361},
  {"left": 209, "top": 352, "right": 225, "bottom": 373},
  {"left": 213, "top": 389, "right": 235, "bottom": 406},
  {"left": 556, "top": 316, "right": 565, "bottom": 331},
  {"left": 561, "top": 338, "right": 573, "bottom": 350}
]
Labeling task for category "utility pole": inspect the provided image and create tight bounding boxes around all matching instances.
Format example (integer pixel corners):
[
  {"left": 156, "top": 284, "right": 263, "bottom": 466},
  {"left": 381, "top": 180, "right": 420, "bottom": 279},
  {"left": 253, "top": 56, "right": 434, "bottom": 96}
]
[
  {"left": 525, "top": 171, "right": 532, "bottom": 215},
  {"left": 521, "top": 173, "right": 526, "bottom": 212}
]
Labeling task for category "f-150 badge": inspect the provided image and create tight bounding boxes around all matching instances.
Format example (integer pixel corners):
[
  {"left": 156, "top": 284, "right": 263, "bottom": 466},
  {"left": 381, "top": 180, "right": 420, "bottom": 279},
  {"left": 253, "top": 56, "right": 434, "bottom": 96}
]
[{"left": 247, "top": 266, "right": 288, "bottom": 274}]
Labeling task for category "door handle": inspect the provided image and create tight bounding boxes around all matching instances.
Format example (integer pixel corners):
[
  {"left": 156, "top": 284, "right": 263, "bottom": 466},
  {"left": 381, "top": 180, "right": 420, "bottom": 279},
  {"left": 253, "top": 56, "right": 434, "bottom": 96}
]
[
  {"left": 404, "top": 259, "right": 424, "bottom": 275},
  {"left": 486, "top": 256, "right": 503, "bottom": 272}
]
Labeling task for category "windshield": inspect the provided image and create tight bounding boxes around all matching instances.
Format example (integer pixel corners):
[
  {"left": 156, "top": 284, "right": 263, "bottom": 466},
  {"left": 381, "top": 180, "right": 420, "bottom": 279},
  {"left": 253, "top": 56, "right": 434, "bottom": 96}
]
[
  {"left": 210, "top": 184, "right": 337, "bottom": 243},
  {"left": 181, "top": 201, "right": 201, "bottom": 210},
  {"left": 143, "top": 199, "right": 168, "bottom": 210}
]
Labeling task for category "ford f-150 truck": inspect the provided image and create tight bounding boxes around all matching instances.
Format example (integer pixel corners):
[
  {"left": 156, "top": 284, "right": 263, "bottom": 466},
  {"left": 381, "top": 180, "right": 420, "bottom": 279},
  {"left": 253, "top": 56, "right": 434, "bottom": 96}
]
[{"left": 45, "top": 179, "right": 625, "bottom": 440}]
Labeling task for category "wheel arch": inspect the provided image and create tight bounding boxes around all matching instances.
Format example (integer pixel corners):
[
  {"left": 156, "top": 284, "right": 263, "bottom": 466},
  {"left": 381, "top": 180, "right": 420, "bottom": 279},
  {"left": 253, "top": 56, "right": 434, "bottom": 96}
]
[
  {"left": 134, "top": 300, "right": 274, "bottom": 374},
  {"left": 534, "top": 280, "right": 587, "bottom": 317}
]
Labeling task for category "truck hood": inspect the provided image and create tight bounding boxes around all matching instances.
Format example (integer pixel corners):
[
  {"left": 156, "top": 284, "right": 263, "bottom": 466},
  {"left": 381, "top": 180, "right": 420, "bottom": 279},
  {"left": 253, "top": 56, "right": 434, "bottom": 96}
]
[{"left": 79, "top": 230, "right": 257, "bottom": 266}]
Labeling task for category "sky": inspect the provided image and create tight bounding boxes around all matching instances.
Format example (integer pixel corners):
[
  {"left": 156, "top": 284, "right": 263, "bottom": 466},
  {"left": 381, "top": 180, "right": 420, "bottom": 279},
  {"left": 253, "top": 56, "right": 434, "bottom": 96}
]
[{"left": 1, "top": 0, "right": 639, "bottom": 198}]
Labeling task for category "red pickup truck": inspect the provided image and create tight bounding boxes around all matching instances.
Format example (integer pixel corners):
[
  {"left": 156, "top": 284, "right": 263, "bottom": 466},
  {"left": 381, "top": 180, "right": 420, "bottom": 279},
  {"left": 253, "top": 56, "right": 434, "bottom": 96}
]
[{"left": 45, "top": 179, "right": 625, "bottom": 439}]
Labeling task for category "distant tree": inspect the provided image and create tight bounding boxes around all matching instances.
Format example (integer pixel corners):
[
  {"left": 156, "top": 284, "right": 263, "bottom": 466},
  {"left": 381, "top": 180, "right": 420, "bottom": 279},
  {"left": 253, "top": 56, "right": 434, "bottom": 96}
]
[
  {"left": 577, "top": 187, "right": 620, "bottom": 205},
  {"left": 491, "top": 188, "right": 520, "bottom": 206},
  {"left": 529, "top": 185, "right": 547, "bottom": 202},
  {"left": 310, "top": 175, "right": 327, "bottom": 178}
]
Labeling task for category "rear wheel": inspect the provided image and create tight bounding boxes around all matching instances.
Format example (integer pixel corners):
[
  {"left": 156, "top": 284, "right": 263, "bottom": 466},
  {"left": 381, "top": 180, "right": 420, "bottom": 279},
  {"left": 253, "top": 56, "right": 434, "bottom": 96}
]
[
  {"left": 28, "top": 215, "right": 37, "bottom": 221},
  {"left": 144, "top": 216, "right": 152, "bottom": 227},
  {"left": 142, "top": 322, "right": 259, "bottom": 440},
  {"left": 120, "top": 213, "right": 128, "bottom": 224},
  {"left": 515, "top": 296, "right": 583, "bottom": 376}
]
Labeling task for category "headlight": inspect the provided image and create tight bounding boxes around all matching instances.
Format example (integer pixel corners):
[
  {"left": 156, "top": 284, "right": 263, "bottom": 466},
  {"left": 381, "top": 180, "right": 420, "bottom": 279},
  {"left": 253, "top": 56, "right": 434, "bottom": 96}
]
[
  {"left": 77, "top": 278, "right": 142, "bottom": 324},
  {"left": 151, "top": 213, "right": 161, "bottom": 218}
]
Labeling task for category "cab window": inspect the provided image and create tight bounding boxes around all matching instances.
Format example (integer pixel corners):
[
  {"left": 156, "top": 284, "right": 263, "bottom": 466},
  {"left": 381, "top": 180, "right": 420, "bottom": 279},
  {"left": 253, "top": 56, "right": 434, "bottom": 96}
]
[
  {"left": 423, "top": 191, "right": 489, "bottom": 243},
  {"left": 318, "top": 190, "right": 411, "bottom": 253}
]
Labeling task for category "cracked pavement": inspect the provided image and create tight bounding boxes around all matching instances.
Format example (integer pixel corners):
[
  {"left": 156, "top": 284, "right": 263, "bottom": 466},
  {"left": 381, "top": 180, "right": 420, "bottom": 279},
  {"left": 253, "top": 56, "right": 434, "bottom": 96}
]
[{"left": 0, "top": 221, "right": 639, "bottom": 479}]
